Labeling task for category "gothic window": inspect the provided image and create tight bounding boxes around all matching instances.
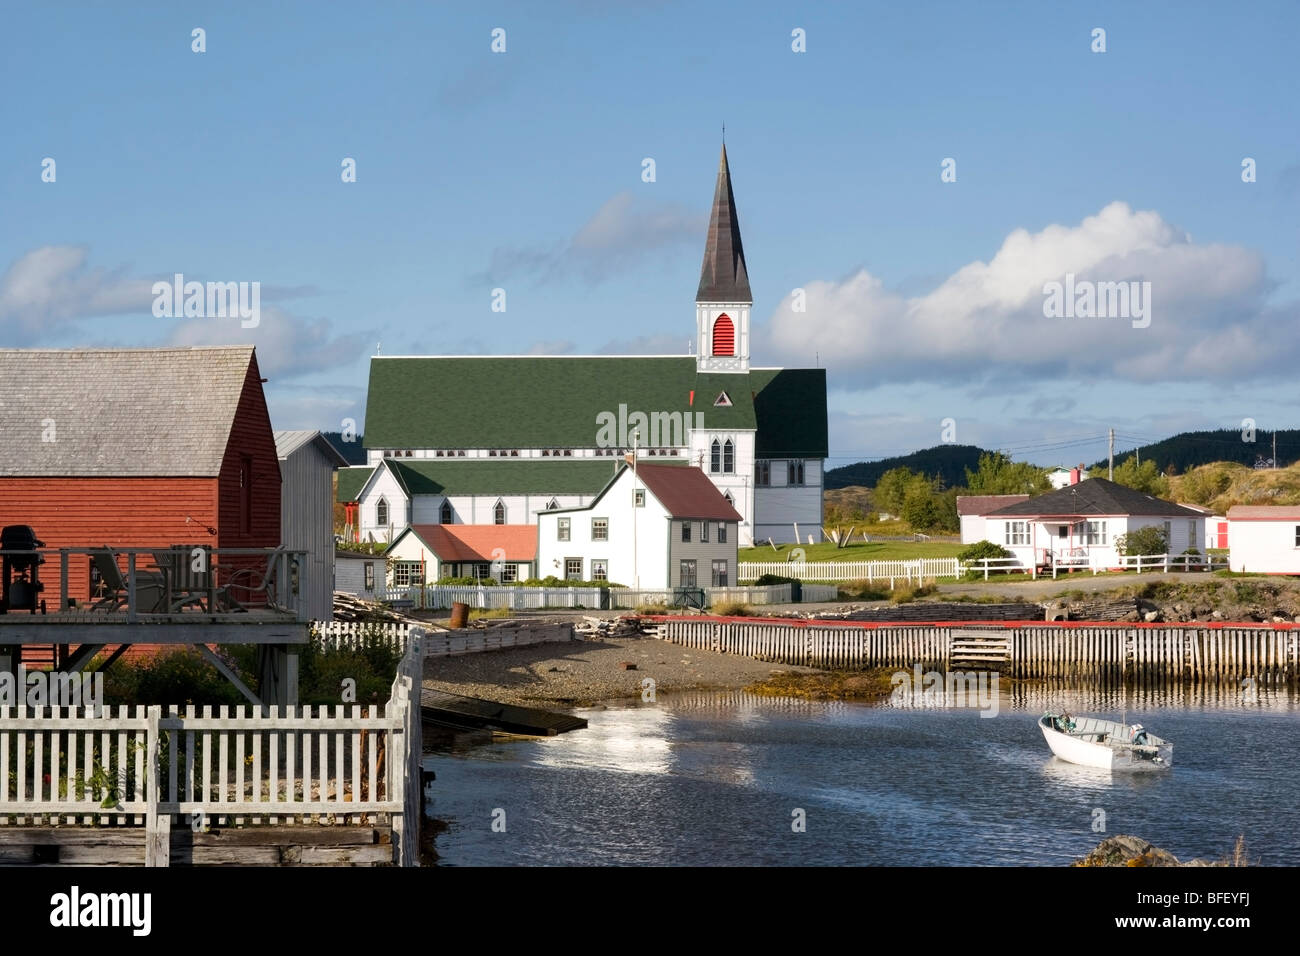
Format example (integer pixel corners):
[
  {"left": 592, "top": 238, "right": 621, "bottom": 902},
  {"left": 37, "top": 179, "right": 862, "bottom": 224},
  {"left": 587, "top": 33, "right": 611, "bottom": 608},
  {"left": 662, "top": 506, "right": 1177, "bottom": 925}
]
[
  {"left": 710, "top": 439, "right": 721, "bottom": 474},
  {"left": 493, "top": 499, "right": 506, "bottom": 525},
  {"left": 723, "top": 439, "right": 734, "bottom": 473},
  {"left": 712, "top": 314, "right": 735, "bottom": 357},
  {"left": 376, "top": 497, "right": 389, "bottom": 527},
  {"left": 440, "top": 500, "right": 453, "bottom": 524}
]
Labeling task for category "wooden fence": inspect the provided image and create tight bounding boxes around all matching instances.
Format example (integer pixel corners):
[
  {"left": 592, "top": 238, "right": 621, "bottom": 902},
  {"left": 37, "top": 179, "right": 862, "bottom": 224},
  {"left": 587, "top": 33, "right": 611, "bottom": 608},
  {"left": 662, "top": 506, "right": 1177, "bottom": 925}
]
[
  {"left": 381, "top": 583, "right": 811, "bottom": 610},
  {"left": 652, "top": 617, "right": 1300, "bottom": 685},
  {"left": 739, "top": 557, "right": 962, "bottom": 583},
  {"left": 0, "top": 628, "right": 426, "bottom": 866}
]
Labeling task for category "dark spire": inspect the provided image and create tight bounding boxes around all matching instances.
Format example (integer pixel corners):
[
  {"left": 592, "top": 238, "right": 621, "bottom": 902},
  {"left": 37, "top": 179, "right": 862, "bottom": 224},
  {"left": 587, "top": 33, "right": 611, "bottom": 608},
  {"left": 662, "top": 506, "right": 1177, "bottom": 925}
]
[{"left": 696, "top": 144, "right": 751, "bottom": 303}]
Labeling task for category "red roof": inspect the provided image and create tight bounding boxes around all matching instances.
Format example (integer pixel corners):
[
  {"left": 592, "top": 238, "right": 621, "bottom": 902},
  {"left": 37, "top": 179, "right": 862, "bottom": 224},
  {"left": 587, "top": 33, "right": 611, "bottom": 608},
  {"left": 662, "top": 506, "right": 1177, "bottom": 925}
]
[
  {"left": 1226, "top": 506, "right": 1300, "bottom": 521},
  {"left": 634, "top": 464, "right": 743, "bottom": 520},
  {"left": 406, "top": 524, "right": 537, "bottom": 561},
  {"left": 956, "top": 494, "right": 1030, "bottom": 516}
]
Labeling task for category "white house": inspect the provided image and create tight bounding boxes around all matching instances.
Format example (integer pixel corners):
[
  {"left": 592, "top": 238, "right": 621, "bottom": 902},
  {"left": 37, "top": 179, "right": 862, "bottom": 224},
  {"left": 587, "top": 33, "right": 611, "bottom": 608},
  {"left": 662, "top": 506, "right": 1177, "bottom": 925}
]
[
  {"left": 957, "top": 495, "right": 1029, "bottom": 544},
  {"left": 384, "top": 524, "right": 537, "bottom": 586},
  {"left": 1226, "top": 506, "right": 1300, "bottom": 573},
  {"left": 1179, "top": 502, "right": 1228, "bottom": 550},
  {"left": 334, "top": 549, "right": 386, "bottom": 601},
  {"left": 979, "top": 477, "right": 1208, "bottom": 570},
  {"left": 536, "top": 462, "right": 741, "bottom": 590},
  {"left": 1047, "top": 465, "right": 1089, "bottom": 490},
  {"left": 275, "top": 430, "right": 349, "bottom": 620}
]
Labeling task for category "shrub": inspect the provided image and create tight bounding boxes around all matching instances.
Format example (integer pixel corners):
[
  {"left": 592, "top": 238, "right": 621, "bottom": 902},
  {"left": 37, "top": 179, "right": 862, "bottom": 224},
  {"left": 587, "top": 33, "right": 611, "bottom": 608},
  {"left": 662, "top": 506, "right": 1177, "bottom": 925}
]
[
  {"left": 1114, "top": 525, "right": 1169, "bottom": 557},
  {"left": 437, "top": 576, "right": 498, "bottom": 586},
  {"left": 754, "top": 574, "right": 797, "bottom": 587},
  {"left": 892, "top": 581, "right": 938, "bottom": 604},
  {"left": 102, "top": 647, "right": 251, "bottom": 707},
  {"left": 958, "top": 540, "right": 1012, "bottom": 563},
  {"left": 712, "top": 601, "right": 752, "bottom": 616}
]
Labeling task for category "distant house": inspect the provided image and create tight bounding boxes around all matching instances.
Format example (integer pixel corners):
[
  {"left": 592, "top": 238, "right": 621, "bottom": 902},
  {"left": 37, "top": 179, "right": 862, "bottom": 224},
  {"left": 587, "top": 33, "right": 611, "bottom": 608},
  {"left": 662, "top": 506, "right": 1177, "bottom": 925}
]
[
  {"left": 275, "top": 430, "right": 348, "bottom": 620},
  {"left": 956, "top": 495, "right": 1030, "bottom": 544},
  {"left": 1047, "top": 465, "right": 1089, "bottom": 490},
  {"left": 0, "top": 346, "right": 280, "bottom": 605},
  {"left": 334, "top": 549, "right": 386, "bottom": 601},
  {"left": 980, "top": 477, "right": 1207, "bottom": 570},
  {"left": 336, "top": 458, "right": 617, "bottom": 545},
  {"left": 1226, "top": 506, "right": 1300, "bottom": 573},
  {"left": 385, "top": 525, "right": 538, "bottom": 586},
  {"left": 536, "top": 462, "right": 741, "bottom": 589}
]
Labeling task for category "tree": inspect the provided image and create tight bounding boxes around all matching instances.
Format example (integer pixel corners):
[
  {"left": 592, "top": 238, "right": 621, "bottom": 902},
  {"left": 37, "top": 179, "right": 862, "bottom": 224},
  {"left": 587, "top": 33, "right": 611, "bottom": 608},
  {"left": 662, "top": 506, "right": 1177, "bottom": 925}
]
[
  {"left": 1111, "top": 456, "right": 1169, "bottom": 497},
  {"left": 964, "top": 452, "right": 1051, "bottom": 496},
  {"left": 873, "top": 467, "right": 916, "bottom": 516}
]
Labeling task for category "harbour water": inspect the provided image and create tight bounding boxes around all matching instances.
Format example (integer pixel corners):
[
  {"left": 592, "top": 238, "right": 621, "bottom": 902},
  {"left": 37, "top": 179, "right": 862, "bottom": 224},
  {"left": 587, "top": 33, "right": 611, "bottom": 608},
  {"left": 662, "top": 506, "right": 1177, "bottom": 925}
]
[{"left": 424, "top": 684, "right": 1300, "bottom": 866}]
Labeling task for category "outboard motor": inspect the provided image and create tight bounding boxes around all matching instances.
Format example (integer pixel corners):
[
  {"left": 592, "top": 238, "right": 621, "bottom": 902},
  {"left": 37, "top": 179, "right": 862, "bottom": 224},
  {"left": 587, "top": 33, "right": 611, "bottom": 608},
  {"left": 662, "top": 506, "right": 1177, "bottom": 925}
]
[{"left": 0, "top": 525, "right": 47, "bottom": 614}]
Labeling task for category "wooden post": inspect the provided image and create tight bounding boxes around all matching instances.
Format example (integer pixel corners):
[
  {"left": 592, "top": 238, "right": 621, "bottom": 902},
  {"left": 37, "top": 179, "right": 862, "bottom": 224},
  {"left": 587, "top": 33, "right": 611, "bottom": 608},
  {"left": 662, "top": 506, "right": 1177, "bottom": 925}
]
[{"left": 144, "top": 705, "right": 169, "bottom": 867}]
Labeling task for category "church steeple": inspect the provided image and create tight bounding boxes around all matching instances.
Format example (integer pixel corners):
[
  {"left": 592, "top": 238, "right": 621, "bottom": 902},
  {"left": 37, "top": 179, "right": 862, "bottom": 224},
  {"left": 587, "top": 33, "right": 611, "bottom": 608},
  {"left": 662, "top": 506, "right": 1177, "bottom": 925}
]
[
  {"left": 696, "top": 144, "right": 752, "bottom": 303},
  {"left": 695, "top": 143, "right": 752, "bottom": 374}
]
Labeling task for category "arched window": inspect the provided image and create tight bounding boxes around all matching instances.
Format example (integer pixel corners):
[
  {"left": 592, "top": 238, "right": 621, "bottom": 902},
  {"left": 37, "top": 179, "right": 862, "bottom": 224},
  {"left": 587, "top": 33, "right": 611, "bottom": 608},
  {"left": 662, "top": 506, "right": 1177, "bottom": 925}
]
[
  {"left": 712, "top": 314, "right": 735, "bottom": 356},
  {"left": 723, "top": 439, "right": 734, "bottom": 473},
  {"left": 493, "top": 500, "right": 506, "bottom": 525},
  {"left": 376, "top": 497, "right": 389, "bottom": 527},
  {"left": 710, "top": 439, "right": 721, "bottom": 474},
  {"left": 440, "top": 500, "right": 453, "bottom": 524}
]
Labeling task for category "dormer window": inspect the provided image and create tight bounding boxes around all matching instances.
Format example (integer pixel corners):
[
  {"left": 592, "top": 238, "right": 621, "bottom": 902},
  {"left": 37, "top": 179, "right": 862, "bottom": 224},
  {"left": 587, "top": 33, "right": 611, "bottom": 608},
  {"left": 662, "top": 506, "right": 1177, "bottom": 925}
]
[{"left": 714, "top": 391, "right": 732, "bottom": 407}]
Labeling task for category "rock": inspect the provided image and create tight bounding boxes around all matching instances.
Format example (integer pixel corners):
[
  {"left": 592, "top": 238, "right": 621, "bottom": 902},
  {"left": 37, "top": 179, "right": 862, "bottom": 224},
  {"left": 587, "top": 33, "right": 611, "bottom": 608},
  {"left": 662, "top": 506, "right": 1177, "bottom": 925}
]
[
  {"left": 1143, "top": 611, "right": 1160, "bottom": 622},
  {"left": 1076, "top": 834, "right": 1221, "bottom": 867},
  {"left": 617, "top": 661, "right": 638, "bottom": 670},
  {"left": 1212, "top": 611, "right": 1223, "bottom": 619},
  {"left": 1272, "top": 616, "right": 1287, "bottom": 623}
]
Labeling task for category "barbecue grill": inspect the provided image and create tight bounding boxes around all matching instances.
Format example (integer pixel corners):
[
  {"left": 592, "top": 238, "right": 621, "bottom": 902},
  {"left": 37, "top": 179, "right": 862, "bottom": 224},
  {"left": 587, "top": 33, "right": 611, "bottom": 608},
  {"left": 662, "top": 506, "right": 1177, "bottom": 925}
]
[{"left": 0, "top": 525, "right": 47, "bottom": 614}]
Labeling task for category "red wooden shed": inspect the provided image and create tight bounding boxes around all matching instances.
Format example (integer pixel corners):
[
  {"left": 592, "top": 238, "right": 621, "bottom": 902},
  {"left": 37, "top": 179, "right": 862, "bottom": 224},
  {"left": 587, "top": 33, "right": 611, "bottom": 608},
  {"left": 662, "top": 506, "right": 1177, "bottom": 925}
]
[{"left": 0, "top": 346, "right": 281, "bottom": 606}]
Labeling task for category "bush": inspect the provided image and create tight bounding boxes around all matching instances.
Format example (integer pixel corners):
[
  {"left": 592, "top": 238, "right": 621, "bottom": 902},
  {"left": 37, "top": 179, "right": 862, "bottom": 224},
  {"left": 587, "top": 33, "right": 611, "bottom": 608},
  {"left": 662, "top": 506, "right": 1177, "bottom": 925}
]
[
  {"left": 891, "top": 582, "right": 938, "bottom": 604},
  {"left": 297, "top": 633, "right": 401, "bottom": 706},
  {"left": 519, "top": 576, "right": 622, "bottom": 589},
  {"left": 754, "top": 574, "right": 797, "bottom": 587},
  {"left": 711, "top": 601, "right": 752, "bottom": 616},
  {"left": 102, "top": 648, "right": 252, "bottom": 707},
  {"left": 1114, "top": 525, "right": 1168, "bottom": 557},
  {"left": 958, "top": 540, "right": 1012, "bottom": 563},
  {"left": 437, "top": 576, "right": 498, "bottom": 586}
]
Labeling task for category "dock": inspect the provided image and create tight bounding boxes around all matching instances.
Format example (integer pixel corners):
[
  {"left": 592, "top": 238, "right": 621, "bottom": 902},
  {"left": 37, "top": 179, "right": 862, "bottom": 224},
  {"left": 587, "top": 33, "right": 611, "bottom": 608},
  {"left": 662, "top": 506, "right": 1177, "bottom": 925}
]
[{"left": 420, "top": 688, "right": 588, "bottom": 736}]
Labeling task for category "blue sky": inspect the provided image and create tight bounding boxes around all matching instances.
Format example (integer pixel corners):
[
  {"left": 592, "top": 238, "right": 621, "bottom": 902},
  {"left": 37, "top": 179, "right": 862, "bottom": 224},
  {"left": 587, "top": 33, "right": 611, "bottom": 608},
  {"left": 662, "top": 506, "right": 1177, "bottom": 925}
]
[{"left": 3, "top": 1, "right": 1297, "bottom": 470}]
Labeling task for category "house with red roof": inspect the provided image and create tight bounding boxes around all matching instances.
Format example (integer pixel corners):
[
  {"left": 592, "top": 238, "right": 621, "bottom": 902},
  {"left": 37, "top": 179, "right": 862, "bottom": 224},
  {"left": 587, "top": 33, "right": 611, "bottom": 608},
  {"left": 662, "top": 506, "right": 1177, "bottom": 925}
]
[
  {"left": 1226, "top": 505, "right": 1300, "bottom": 573},
  {"left": 536, "top": 462, "right": 742, "bottom": 589},
  {"left": 384, "top": 524, "right": 538, "bottom": 586}
]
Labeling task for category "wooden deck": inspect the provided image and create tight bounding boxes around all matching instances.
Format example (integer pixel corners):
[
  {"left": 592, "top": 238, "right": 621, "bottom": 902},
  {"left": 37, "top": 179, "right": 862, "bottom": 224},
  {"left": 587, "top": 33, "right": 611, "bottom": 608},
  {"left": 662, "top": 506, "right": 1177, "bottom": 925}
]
[
  {"left": 0, "top": 609, "right": 309, "bottom": 644},
  {"left": 421, "top": 688, "right": 588, "bottom": 736}
]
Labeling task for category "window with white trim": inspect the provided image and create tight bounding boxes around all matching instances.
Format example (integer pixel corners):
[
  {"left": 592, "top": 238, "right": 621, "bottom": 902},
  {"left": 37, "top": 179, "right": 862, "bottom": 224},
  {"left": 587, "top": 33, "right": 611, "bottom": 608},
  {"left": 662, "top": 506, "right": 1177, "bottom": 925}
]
[
  {"left": 493, "top": 499, "right": 506, "bottom": 525},
  {"left": 592, "top": 518, "right": 608, "bottom": 541},
  {"left": 701, "top": 520, "right": 709, "bottom": 543},
  {"left": 565, "top": 558, "right": 582, "bottom": 580},
  {"left": 591, "top": 559, "right": 608, "bottom": 581},
  {"left": 1083, "top": 520, "right": 1107, "bottom": 545},
  {"left": 718, "top": 522, "right": 727, "bottom": 543},
  {"left": 787, "top": 459, "right": 805, "bottom": 486},
  {"left": 557, "top": 518, "right": 570, "bottom": 541},
  {"left": 1005, "top": 521, "right": 1029, "bottom": 546},
  {"left": 392, "top": 561, "right": 423, "bottom": 587},
  {"left": 376, "top": 497, "right": 389, "bottom": 527},
  {"left": 755, "top": 461, "right": 770, "bottom": 487}
]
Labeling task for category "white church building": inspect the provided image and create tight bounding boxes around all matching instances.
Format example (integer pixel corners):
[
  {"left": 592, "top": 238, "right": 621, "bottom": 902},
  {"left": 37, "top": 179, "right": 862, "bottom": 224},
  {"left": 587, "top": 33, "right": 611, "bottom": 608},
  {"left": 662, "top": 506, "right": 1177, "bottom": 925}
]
[{"left": 339, "top": 145, "right": 828, "bottom": 547}]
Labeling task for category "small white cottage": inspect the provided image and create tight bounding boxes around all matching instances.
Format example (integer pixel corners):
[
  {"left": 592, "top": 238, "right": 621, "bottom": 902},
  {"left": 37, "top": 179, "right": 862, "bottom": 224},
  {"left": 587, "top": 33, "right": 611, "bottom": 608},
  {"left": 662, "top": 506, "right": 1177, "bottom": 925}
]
[
  {"left": 536, "top": 462, "right": 741, "bottom": 590},
  {"left": 1226, "top": 506, "right": 1300, "bottom": 574}
]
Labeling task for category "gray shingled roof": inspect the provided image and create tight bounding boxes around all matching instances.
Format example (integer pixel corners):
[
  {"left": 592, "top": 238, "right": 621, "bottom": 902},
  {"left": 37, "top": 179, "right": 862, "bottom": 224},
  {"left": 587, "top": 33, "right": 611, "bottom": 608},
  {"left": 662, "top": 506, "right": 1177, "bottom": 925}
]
[
  {"left": 274, "top": 429, "right": 349, "bottom": 467},
  {"left": 0, "top": 346, "right": 256, "bottom": 477},
  {"left": 984, "top": 478, "right": 1206, "bottom": 519},
  {"left": 696, "top": 144, "right": 751, "bottom": 303}
]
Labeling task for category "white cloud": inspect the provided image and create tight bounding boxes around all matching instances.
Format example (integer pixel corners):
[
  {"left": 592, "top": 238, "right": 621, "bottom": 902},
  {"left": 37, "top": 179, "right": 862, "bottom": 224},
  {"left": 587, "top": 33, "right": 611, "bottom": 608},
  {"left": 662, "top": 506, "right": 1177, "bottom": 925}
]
[
  {"left": 761, "top": 201, "right": 1286, "bottom": 384},
  {"left": 162, "top": 305, "right": 368, "bottom": 380},
  {"left": 0, "top": 246, "right": 153, "bottom": 343}
]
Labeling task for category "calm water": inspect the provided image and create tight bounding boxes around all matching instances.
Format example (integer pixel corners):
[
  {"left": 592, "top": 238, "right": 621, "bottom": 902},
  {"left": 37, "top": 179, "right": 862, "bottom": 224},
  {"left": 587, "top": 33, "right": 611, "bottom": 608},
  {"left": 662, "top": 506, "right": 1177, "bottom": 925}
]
[{"left": 424, "top": 685, "right": 1300, "bottom": 866}]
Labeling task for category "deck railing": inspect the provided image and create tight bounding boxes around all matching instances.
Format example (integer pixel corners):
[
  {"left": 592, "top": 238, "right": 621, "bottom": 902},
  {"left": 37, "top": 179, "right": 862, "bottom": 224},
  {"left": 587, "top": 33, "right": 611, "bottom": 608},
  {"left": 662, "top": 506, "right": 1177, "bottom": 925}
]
[{"left": 0, "top": 546, "right": 309, "bottom": 623}]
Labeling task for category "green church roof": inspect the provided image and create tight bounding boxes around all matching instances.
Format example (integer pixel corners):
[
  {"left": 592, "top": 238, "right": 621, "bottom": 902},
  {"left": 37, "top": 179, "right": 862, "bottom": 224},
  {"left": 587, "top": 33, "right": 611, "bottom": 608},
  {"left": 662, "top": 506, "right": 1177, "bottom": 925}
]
[{"left": 364, "top": 357, "right": 827, "bottom": 458}]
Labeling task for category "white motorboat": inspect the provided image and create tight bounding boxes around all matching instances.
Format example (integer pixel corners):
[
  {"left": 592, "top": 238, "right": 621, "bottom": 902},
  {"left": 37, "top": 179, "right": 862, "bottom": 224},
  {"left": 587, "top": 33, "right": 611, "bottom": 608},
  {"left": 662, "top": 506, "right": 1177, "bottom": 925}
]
[{"left": 1039, "top": 713, "right": 1172, "bottom": 770}]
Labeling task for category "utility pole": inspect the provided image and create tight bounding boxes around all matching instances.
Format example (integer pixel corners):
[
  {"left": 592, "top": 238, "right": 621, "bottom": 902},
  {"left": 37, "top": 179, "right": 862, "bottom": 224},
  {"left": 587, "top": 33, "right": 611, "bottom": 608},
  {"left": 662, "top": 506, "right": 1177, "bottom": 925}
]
[
  {"left": 1108, "top": 428, "right": 1115, "bottom": 481},
  {"left": 1273, "top": 431, "right": 1277, "bottom": 469},
  {"left": 632, "top": 428, "right": 640, "bottom": 590}
]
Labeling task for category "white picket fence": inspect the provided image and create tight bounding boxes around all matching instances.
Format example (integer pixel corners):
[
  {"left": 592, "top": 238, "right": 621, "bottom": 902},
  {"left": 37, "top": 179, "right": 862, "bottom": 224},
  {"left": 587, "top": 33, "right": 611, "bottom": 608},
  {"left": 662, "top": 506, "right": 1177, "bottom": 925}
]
[
  {"left": 0, "top": 628, "right": 426, "bottom": 866},
  {"left": 739, "top": 557, "right": 963, "bottom": 583},
  {"left": 314, "top": 620, "right": 412, "bottom": 651}
]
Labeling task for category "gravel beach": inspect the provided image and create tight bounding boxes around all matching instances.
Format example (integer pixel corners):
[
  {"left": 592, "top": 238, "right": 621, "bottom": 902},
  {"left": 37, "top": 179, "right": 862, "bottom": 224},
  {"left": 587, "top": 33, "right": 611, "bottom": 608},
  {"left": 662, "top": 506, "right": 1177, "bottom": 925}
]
[{"left": 421, "top": 633, "right": 822, "bottom": 707}]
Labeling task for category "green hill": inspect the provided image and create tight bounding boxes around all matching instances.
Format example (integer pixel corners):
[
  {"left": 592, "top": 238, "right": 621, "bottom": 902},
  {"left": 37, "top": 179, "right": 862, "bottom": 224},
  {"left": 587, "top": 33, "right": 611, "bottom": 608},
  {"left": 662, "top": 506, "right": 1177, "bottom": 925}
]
[
  {"left": 1090, "top": 429, "right": 1299, "bottom": 474},
  {"left": 825, "top": 444, "right": 991, "bottom": 490}
]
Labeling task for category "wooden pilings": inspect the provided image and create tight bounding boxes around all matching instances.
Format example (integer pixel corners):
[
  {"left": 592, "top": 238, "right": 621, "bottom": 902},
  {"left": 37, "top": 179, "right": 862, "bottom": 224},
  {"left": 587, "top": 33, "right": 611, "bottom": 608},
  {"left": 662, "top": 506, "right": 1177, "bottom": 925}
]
[{"left": 658, "top": 618, "right": 1299, "bottom": 685}]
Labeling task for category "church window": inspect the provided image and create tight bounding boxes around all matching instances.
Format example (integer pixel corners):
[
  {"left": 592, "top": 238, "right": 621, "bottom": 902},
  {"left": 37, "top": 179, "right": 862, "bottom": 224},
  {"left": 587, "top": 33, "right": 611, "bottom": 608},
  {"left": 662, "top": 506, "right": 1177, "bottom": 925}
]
[
  {"left": 441, "top": 500, "right": 453, "bottom": 524},
  {"left": 710, "top": 439, "right": 721, "bottom": 474},
  {"left": 493, "top": 500, "right": 506, "bottom": 524},
  {"left": 755, "top": 461, "right": 771, "bottom": 486},
  {"left": 723, "top": 439, "right": 734, "bottom": 473},
  {"left": 376, "top": 497, "right": 389, "bottom": 527},
  {"left": 712, "top": 314, "right": 735, "bottom": 357}
]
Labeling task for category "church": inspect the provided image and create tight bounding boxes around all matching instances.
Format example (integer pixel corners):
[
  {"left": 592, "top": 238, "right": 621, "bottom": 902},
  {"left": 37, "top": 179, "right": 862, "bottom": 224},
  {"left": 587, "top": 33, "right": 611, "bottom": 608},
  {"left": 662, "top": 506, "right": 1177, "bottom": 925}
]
[{"left": 339, "top": 145, "right": 828, "bottom": 548}]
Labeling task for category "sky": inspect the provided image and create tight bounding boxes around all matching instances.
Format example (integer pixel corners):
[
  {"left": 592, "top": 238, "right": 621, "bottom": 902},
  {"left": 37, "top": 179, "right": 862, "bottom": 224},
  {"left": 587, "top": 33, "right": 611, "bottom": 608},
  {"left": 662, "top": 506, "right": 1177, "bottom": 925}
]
[{"left": 2, "top": 1, "right": 1297, "bottom": 471}]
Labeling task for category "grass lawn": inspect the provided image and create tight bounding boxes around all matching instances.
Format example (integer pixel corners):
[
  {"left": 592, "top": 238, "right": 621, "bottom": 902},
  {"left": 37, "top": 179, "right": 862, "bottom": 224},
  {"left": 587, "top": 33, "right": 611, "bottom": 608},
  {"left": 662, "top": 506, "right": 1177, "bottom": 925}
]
[{"left": 739, "top": 540, "right": 966, "bottom": 562}]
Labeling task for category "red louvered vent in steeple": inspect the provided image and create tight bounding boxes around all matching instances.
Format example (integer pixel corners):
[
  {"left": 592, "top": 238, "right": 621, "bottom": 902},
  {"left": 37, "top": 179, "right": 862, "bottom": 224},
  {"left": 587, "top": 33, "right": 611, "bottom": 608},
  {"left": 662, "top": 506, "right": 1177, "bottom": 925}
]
[{"left": 712, "top": 314, "right": 734, "bottom": 356}]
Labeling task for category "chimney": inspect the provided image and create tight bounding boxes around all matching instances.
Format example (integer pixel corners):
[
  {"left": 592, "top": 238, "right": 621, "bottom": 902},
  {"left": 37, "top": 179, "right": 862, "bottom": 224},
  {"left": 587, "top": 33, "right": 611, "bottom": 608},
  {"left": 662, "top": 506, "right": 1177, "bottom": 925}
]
[
  {"left": 624, "top": 453, "right": 636, "bottom": 467},
  {"left": 1069, "top": 467, "right": 1080, "bottom": 485}
]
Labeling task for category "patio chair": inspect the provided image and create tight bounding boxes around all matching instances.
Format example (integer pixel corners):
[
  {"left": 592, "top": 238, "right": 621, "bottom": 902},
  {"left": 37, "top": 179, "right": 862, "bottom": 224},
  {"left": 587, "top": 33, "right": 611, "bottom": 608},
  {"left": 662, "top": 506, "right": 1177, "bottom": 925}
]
[
  {"left": 89, "top": 547, "right": 166, "bottom": 612},
  {"left": 151, "top": 547, "right": 212, "bottom": 611},
  {"left": 211, "top": 549, "right": 291, "bottom": 613}
]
